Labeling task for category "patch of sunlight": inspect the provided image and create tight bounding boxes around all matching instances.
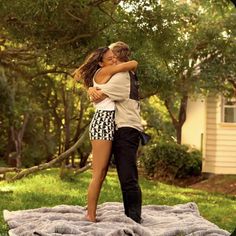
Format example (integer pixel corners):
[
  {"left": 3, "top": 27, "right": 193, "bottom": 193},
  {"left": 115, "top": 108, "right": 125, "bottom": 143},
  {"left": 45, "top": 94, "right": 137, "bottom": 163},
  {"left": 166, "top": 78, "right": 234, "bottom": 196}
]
[
  {"left": 161, "top": 190, "right": 190, "bottom": 202},
  {"left": 103, "top": 179, "right": 119, "bottom": 187},
  {"left": 0, "top": 185, "right": 18, "bottom": 192},
  {"left": 66, "top": 188, "right": 86, "bottom": 196},
  {"left": 232, "top": 204, "right": 236, "bottom": 211}
]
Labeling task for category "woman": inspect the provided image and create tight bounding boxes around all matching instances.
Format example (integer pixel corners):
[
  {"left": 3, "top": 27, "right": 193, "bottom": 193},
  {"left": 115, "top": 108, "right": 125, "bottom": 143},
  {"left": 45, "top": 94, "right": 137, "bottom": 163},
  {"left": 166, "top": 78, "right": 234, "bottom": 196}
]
[{"left": 74, "top": 47, "right": 137, "bottom": 222}]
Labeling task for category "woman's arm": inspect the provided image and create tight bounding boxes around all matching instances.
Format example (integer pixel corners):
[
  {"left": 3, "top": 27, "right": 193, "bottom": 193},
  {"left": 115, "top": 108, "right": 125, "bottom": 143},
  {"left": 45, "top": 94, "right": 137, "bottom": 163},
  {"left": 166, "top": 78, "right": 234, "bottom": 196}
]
[
  {"left": 108, "top": 60, "right": 138, "bottom": 75},
  {"left": 96, "top": 60, "right": 138, "bottom": 84}
]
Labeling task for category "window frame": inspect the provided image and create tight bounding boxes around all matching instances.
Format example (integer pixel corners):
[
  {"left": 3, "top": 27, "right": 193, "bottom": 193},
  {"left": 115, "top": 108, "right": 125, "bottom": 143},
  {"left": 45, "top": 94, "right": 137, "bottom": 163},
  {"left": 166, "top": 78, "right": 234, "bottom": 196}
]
[{"left": 221, "top": 96, "right": 236, "bottom": 123}]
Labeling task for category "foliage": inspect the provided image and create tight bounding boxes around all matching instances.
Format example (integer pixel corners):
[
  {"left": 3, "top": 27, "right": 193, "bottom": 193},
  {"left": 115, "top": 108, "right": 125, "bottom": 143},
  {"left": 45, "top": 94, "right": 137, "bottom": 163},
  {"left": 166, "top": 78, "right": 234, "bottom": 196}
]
[
  {"left": 0, "top": 37, "right": 94, "bottom": 168},
  {"left": 141, "top": 141, "right": 202, "bottom": 180},
  {"left": 0, "top": 169, "right": 235, "bottom": 234},
  {"left": 141, "top": 96, "right": 175, "bottom": 141},
  {"left": 119, "top": 0, "right": 236, "bottom": 143},
  {"left": 0, "top": 0, "right": 235, "bottom": 169},
  {"left": 0, "top": 0, "right": 121, "bottom": 66},
  {"left": 0, "top": 0, "right": 122, "bottom": 169},
  {"left": 0, "top": 68, "right": 13, "bottom": 118}
]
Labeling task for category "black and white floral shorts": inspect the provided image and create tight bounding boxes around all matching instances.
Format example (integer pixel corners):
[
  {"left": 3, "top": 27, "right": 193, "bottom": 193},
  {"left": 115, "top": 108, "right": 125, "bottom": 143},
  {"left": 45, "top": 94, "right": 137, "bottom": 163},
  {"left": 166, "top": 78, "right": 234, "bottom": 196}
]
[{"left": 89, "top": 110, "right": 115, "bottom": 141}]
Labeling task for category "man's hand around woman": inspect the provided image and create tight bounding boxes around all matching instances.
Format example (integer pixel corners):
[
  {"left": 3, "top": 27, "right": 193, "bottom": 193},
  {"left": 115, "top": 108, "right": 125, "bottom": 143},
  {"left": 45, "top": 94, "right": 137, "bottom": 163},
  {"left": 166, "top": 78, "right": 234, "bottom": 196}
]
[{"left": 88, "top": 87, "right": 107, "bottom": 103}]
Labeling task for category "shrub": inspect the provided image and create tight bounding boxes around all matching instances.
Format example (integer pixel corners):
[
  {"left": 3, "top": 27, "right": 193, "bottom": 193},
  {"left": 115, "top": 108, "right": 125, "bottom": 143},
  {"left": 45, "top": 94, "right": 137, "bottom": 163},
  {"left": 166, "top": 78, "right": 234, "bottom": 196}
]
[{"left": 140, "top": 141, "right": 202, "bottom": 180}]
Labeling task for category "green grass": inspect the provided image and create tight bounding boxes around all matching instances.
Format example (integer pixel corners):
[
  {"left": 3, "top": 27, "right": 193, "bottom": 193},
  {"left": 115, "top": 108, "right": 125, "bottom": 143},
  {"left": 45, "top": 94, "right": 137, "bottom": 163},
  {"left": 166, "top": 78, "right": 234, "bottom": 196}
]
[{"left": 0, "top": 168, "right": 235, "bottom": 235}]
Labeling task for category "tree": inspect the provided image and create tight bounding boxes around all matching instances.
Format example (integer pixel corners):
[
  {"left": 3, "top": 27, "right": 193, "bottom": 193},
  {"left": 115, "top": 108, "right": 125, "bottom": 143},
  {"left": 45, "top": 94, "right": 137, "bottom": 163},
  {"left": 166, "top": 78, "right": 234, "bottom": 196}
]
[
  {"left": 0, "top": 0, "right": 122, "bottom": 67},
  {"left": 0, "top": 0, "right": 122, "bottom": 169},
  {"left": 119, "top": 0, "right": 236, "bottom": 143},
  {"left": 0, "top": 0, "right": 235, "bottom": 173}
]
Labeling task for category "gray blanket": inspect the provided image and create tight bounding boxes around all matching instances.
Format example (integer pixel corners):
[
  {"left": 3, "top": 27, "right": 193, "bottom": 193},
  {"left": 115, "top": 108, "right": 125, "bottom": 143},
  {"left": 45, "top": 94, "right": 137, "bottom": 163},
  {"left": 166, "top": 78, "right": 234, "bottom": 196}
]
[{"left": 3, "top": 202, "right": 230, "bottom": 236}]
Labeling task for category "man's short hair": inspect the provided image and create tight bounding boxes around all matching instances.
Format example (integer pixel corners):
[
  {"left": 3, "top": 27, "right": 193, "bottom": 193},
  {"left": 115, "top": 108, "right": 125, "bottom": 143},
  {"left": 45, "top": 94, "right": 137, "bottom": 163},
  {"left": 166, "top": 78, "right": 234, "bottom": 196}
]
[{"left": 109, "top": 41, "right": 131, "bottom": 62}]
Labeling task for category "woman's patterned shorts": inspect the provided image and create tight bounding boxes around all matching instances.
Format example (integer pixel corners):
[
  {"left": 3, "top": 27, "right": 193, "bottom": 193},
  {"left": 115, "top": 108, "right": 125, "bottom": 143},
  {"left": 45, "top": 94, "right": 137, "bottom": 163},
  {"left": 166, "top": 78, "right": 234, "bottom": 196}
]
[{"left": 89, "top": 110, "right": 115, "bottom": 141}]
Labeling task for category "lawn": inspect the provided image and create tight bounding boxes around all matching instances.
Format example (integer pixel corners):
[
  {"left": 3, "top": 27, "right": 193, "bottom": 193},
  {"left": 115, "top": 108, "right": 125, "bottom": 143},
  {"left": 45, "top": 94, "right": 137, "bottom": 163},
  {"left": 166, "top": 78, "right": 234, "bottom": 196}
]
[{"left": 0, "top": 168, "right": 235, "bottom": 235}]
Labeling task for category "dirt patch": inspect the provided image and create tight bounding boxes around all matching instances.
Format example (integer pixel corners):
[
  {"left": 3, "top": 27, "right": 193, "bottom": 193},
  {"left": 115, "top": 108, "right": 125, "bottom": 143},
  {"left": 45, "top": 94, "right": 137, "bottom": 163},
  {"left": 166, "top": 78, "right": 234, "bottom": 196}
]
[
  {"left": 145, "top": 174, "right": 236, "bottom": 196},
  {"left": 189, "top": 174, "right": 236, "bottom": 196},
  {"left": 139, "top": 167, "right": 236, "bottom": 196}
]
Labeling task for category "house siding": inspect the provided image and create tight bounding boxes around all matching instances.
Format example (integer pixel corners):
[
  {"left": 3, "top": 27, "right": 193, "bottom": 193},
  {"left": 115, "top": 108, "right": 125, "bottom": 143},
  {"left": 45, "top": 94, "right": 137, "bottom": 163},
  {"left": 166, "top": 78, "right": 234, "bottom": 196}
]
[
  {"left": 203, "top": 96, "right": 236, "bottom": 174},
  {"left": 182, "top": 98, "right": 206, "bottom": 151},
  {"left": 203, "top": 96, "right": 217, "bottom": 173}
]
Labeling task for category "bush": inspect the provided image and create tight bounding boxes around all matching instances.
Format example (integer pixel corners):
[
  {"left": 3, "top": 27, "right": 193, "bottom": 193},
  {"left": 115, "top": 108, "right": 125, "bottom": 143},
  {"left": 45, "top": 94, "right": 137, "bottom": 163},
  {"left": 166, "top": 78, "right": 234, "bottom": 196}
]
[{"left": 140, "top": 141, "right": 202, "bottom": 180}]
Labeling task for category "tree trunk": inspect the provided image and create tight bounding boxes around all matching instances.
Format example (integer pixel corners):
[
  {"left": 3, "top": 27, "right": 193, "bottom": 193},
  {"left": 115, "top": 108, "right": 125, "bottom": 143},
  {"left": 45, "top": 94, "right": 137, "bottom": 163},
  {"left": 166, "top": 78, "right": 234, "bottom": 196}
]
[
  {"left": 164, "top": 94, "right": 188, "bottom": 144},
  {"left": 72, "top": 94, "right": 89, "bottom": 167},
  {"left": 0, "top": 167, "right": 19, "bottom": 181},
  {"left": 176, "top": 94, "right": 188, "bottom": 144},
  {"left": 0, "top": 167, "right": 19, "bottom": 174},
  {"left": 9, "top": 127, "right": 89, "bottom": 182},
  {"left": 70, "top": 152, "right": 77, "bottom": 168},
  {"left": 4, "top": 127, "right": 15, "bottom": 166},
  {"left": 50, "top": 90, "right": 63, "bottom": 154},
  {"left": 61, "top": 84, "right": 72, "bottom": 178},
  {"left": 43, "top": 102, "right": 53, "bottom": 162},
  {"left": 176, "top": 124, "right": 182, "bottom": 145},
  {"left": 59, "top": 160, "right": 67, "bottom": 179},
  {"left": 78, "top": 149, "right": 90, "bottom": 168},
  {"left": 62, "top": 85, "right": 71, "bottom": 165},
  {"left": 10, "top": 113, "right": 30, "bottom": 168}
]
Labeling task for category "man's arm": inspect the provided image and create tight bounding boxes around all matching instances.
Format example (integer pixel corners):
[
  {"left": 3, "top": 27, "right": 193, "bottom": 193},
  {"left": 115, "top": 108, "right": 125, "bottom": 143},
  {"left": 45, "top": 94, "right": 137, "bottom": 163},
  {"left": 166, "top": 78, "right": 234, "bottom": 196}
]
[
  {"left": 89, "top": 72, "right": 130, "bottom": 102},
  {"left": 88, "top": 87, "right": 107, "bottom": 103}
]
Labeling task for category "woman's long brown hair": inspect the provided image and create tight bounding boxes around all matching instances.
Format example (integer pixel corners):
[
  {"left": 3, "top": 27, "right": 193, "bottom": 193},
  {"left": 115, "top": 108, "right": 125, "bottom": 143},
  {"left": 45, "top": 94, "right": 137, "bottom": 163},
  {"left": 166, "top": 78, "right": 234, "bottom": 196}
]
[{"left": 76, "top": 47, "right": 109, "bottom": 88}]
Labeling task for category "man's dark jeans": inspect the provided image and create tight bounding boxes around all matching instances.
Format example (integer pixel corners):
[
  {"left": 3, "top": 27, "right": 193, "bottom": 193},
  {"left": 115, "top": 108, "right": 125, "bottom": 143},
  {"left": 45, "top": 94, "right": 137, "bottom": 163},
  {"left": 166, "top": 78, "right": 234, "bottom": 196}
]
[{"left": 113, "top": 127, "right": 142, "bottom": 223}]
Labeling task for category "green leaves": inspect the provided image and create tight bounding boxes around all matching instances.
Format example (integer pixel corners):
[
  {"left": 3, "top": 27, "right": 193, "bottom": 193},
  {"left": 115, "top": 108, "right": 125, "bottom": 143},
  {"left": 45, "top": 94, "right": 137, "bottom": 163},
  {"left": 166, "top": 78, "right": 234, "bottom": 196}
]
[
  {"left": 141, "top": 141, "right": 202, "bottom": 179},
  {"left": 0, "top": 0, "right": 121, "bottom": 67},
  {"left": 0, "top": 68, "right": 13, "bottom": 118},
  {"left": 0, "top": 0, "right": 235, "bottom": 165}
]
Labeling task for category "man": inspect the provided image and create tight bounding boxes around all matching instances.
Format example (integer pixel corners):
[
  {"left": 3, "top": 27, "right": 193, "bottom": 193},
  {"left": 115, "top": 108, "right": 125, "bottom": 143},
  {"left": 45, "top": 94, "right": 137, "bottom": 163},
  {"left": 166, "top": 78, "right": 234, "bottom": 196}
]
[{"left": 89, "top": 41, "right": 143, "bottom": 223}]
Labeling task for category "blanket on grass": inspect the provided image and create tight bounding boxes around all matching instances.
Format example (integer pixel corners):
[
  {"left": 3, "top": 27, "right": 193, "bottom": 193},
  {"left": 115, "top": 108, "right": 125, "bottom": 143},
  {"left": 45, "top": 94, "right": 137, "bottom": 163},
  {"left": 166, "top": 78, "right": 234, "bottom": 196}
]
[{"left": 3, "top": 202, "right": 230, "bottom": 236}]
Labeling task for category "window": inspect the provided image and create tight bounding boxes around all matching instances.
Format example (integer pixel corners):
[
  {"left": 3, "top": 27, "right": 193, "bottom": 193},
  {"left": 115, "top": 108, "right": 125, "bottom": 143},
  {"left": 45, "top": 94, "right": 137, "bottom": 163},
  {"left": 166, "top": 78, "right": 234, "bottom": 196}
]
[{"left": 222, "top": 97, "right": 236, "bottom": 123}]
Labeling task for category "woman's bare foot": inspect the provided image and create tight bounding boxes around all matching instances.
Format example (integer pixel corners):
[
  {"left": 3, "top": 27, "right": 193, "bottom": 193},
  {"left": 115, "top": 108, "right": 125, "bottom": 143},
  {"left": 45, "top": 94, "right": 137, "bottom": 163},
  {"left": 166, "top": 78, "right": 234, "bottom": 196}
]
[{"left": 86, "top": 214, "right": 96, "bottom": 222}]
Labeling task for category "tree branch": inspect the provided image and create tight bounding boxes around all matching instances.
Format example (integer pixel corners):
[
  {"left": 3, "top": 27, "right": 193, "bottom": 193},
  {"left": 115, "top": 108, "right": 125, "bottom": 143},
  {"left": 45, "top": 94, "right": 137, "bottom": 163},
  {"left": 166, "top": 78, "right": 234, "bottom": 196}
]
[
  {"left": 192, "top": 51, "right": 219, "bottom": 71},
  {"left": 0, "top": 167, "right": 20, "bottom": 175},
  {"left": 178, "top": 94, "right": 188, "bottom": 126},
  {"left": 88, "top": 0, "right": 111, "bottom": 6},
  {"left": 9, "top": 127, "right": 89, "bottom": 182},
  {"left": 74, "top": 162, "right": 92, "bottom": 175},
  {"left": 64, "top": 8, "right": 85, "bottom": 23},
  {"left": 57, "top": 23, "right": 110, "bottom": 45},
  {"left": 97, "top": 5, "right": 119, "bottom": 23},
  {"left": 29, "top": 69, "right": 73, "bottom": 79},
  {"left": 164, "top": 99, "right": 178, "bottom": 129},
  {"left": 139, "top": 89, "right": 159, "bottom": 99}
]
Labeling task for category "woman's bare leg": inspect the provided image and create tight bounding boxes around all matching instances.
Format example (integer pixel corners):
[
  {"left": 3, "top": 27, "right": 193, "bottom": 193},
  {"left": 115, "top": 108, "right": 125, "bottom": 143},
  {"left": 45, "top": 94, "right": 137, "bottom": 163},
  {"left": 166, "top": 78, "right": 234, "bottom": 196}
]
[{"left": 86, "top": 140, "right": 112, "bottom": 222}]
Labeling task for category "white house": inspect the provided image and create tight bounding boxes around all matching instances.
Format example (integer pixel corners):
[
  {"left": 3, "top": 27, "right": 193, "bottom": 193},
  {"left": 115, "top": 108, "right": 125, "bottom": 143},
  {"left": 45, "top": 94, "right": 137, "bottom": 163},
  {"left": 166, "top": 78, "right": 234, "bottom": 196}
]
[{"left": 182, "top": 95, "right": 236, "bottom": 175}]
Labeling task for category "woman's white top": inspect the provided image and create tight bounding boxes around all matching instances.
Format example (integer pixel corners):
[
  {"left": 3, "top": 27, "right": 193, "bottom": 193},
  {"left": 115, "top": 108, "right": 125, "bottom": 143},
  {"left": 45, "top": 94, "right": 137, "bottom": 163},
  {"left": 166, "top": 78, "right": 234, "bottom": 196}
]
[{"left": 92, "top": 70, "right": 115, "bottom": 111}]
